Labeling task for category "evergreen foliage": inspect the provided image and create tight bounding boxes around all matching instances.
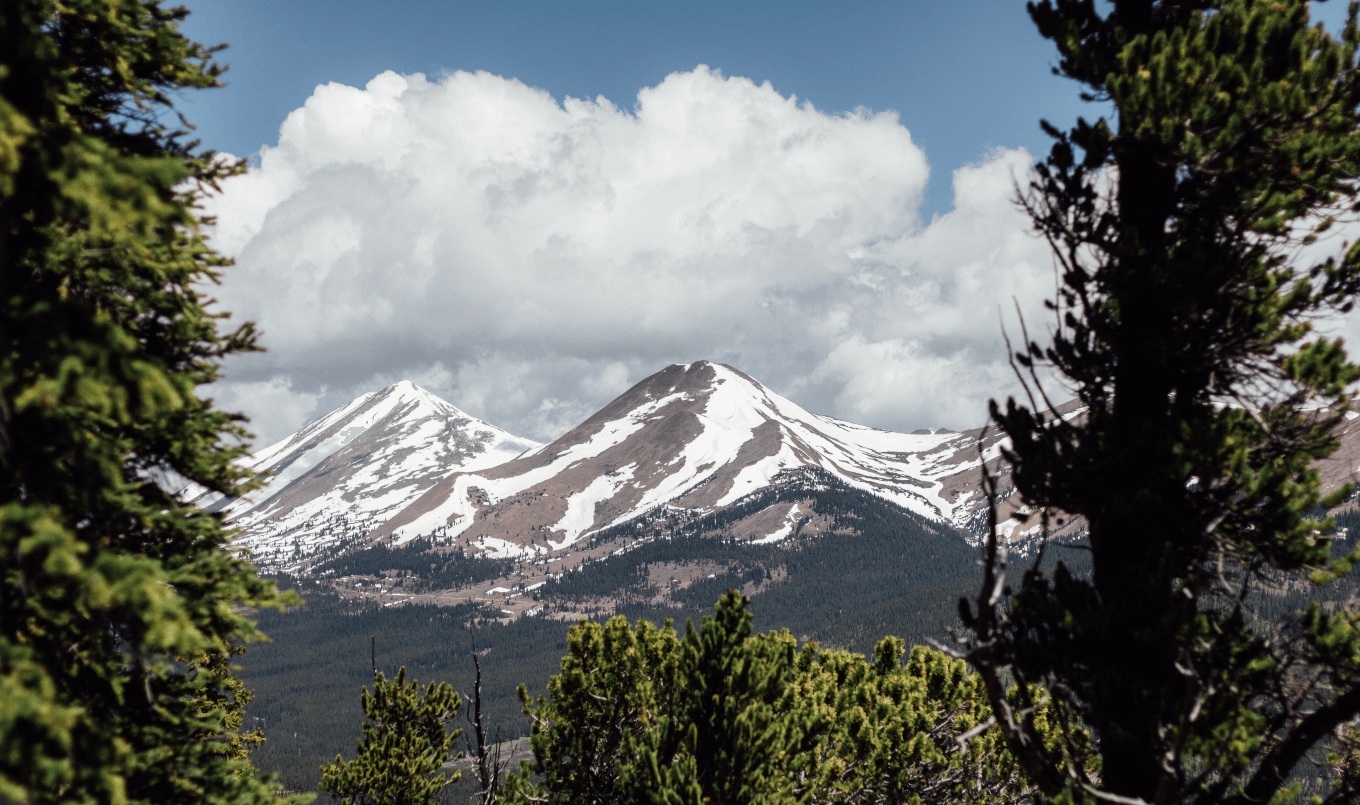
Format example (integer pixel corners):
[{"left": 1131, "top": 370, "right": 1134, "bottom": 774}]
[
  {"left": 319, "top": 667, "right": 462, "bottom": 805},
  {"left": 1331, "top": 722, "right": 1360, "bottom": 799},
  {"left": 0, "top": 1, "right": 296, "bottom": 802},
  {"left": 184, "top": 643, "right": 267, "bottom": 771},
  {"left": 505, "top": 612, "right": 683, "bottom": 805},
  {"left": 962, "top": 1, "right": 1360, "bottom": 802},
  {"left": 618, "top": 593, "right": 823, "bottom": 805},
  {"left": 803, "top": 641, "right": 1094, "bottom": 805},
  {"left": 504, "top": 593, "right": 1085, "bottom": 805},
  {"left": 237, "top": 509, "right": 1360, "bottom": 799},
  {"left": 313, "top": 539, "right": 517, "bottom": 593}
]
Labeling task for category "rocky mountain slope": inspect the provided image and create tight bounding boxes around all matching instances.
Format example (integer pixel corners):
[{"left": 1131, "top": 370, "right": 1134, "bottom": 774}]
[
  {"left": 220, "top": 362, "right": 1091, "bottom": 577},
  {"left": 206, "top": 362, "right": 1360, "bottom": 623},
  {"left": 377, "top": 361, "right": 1020, "bottom": 557},
  {"left": 203, "top": 381, "right": 540, "bottom": 566}
]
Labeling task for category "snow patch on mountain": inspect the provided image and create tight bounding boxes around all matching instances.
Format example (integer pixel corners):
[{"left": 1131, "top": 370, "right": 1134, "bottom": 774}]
[
  {"left": 551, "top": 465, "right": 638, "bottom": 548},
  {"left": 217, "top": 381, "right": 540, "bottom": 564},
  {"left": 753, "top": 503, "right": 802, "bottom": 545},
  {"left": 386, "top": 362, "right": 999, "bottom": 554}
]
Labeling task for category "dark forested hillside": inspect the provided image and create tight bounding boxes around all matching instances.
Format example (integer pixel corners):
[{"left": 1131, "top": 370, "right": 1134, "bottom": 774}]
[
  {"left": 241, "top": 581, "right": 565, "bottom": 797},
  {"left": 241, "top": 478, "right": 990, "bottom": 794},
  {"left": 239, "top": 480, "right": 1360, "bottom": 797},
  {"left": 313, "top": 538, "right": 519, "bottom": 592},
  {"left": 536, "top": 475, "right": 988, "bottom": 651}
]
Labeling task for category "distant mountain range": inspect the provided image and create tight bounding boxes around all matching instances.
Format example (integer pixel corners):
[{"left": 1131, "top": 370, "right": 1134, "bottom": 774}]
[
  {"left": 379, "top": 361, "right": 1029, "bottom": 550},
  {"left": 213, "top": 362, "right": 1031, "bottom": 569},
  {"left": 199, "top": 360, "right": 1360, "bottom": 619},
  {"left": 228, "top": 370, "right": 1360, "bottom": 796}
]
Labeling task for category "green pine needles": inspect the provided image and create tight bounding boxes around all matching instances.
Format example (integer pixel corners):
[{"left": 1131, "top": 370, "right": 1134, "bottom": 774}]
[
  {"left": 319, "top": 668, "right": 463, "bottom": 805},
  {"left": 960, "top": 1, "right": 1360, "bottom": 803},
  {"left": 1, "top": 1, "right": 298, "bottom": 804},
  {"left": 504, "top": 592, "right": 1085, "bottom": 805},
  {"left": 184, "top": 644, "right": 268, "bottom": 774}
]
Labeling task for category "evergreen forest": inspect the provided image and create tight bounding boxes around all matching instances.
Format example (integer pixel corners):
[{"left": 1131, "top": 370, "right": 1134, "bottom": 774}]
[
  {"left": 240, "top": 479, "right": 993, "bottom": 795},
  {"left": 239, "top": 485, "right": 1360, "bottom": 798}
]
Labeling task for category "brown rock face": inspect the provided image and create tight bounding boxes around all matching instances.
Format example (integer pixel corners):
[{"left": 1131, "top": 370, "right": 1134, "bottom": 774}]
[
  {"left": 377, "top": 361, "right": 1015, "bottom": 558},
  {"left": 226, "top": 362, "right": 1360, "bottom": 580},
  {"left": 207, "top": 381, "right": 540, "bottom": 570}
]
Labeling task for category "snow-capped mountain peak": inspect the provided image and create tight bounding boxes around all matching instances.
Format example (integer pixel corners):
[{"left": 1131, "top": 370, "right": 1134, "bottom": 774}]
[
  {"left": 379, "top": 361, "right": 996, "bottom": 555},
  {"left": 219, "top": 381, "right": 540, "bottom": 564}
]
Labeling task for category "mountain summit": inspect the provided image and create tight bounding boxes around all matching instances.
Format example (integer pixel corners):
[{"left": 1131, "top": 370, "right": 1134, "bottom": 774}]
[
  {"left": 380, "top": 361, "right": 997, "bottom": 555},
  {"left": 202, "top": 363, "right": 1360, "bottom": 621},
  {"left": 215, "top": 381, "right": 540, "bottom": 563}
]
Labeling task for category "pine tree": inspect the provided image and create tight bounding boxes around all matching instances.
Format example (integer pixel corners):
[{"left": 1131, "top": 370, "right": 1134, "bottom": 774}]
[
  {"left": 504, "top": 608, "right": 687, "bottom": 805},
  {"left": 319, "top": 667, "right": 463, "bottom": 805},
  {"left": 504, "top": 593, "right": 1072, "bottom": 805},
  {"left": 619, "top": 592, "right": 823, "bottom": 805},
  {"left": 1332, "top": 722, "right": 1360, "bottom": 802},
  {"left": 0, "top": 1, "right": 297, "bottom": 803},
  {"left": 802, "top": 641, "right": 1094, "bottom": 805},
  {"left": 184, "top": 644, "right": 267, "bottom": 772},
  {"left": 960, "top": 1, "right": 1360, "bottom": 803}
]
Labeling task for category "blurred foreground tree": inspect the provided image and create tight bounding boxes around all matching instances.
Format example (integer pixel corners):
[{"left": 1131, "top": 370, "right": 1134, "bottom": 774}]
[
  {"left": 961, "top": 1, "right": 1360, "bottom": 803},
  {"left": 184, "top": 643, "right": 267, "bottom": 771},
  {"left": 0, "top": 1, "right": 297, "bottom": 803}
]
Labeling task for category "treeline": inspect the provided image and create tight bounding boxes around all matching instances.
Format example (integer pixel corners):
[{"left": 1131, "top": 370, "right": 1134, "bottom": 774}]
[
  {"left": 240, "top": 523, "right": 1359, "bottom": 799},
  {"left": 241, "top": 480, "right": 1360, "bottom": 797},
  {"left": 241, "top": 575, "right": 571, "bottom": 795},
  {"left": 539, "top": 472, "right": 986, "bottom": 653},
  {"left": 312, "top": 537, "right": 518, "bottom": 591},
  {"left": 240, "top": 482, "right": 990, "bottom": 794},
  {"left": 240, "top": 475, "right": 1019, "bottom": 793}
]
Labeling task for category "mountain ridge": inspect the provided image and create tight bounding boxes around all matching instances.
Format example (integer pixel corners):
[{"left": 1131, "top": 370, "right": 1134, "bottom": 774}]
[
  {"left": 376, "top": 361, "right": 1012, "bottom": 557},
  {"left": 208, "top": 380, "right": 541, "bottom": 566},
  {"left": 219, "top": 362, "right": 1095, "bottom": 578}
]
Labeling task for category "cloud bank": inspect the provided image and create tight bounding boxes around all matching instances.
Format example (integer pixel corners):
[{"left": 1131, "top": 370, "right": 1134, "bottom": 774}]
[{"left": 204, "top": 66, "right": 1057, "bottom": 446}]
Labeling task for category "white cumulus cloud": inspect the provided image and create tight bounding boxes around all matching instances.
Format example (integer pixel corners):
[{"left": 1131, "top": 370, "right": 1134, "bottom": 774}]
[{"left": 203, "top": 66, "right": 1057, "bottom": 445}]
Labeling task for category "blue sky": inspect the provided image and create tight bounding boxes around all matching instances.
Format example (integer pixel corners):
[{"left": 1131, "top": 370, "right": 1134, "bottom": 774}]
[
  {"left": 185, "top": 1, "right": 1360, "bottom": 444},
  {"left": 179, "top": 0, "right": 1095, "bottom": 218},
  {"left": 175, "top": 1, "right": 1358, "bottom": 217}
]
